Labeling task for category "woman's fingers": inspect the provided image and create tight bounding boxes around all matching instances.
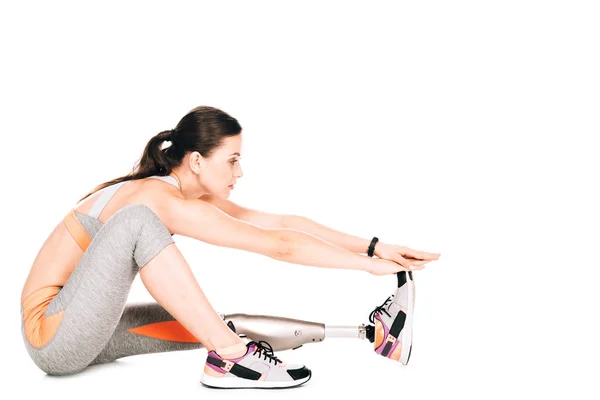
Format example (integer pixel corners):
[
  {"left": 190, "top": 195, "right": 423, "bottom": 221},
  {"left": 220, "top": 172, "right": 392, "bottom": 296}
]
[
  {"left": 393, "top": 262, "right": 417, "bottom": 273},
  {"left": 403, "top": 258, "right": 429, "bottom": 269},
  {"left": 392, "top": 254, "right": 426, "bottom": 271},
  {"left": 371, "top": 259, "right": 411, "bottom": 275},
  {"left": 402, "top": 247, "right": 441, "bottom": 260},
  {"left": 392, "top": 254, "right": 410, "bottom": 270},
  {"left": 370, "top": 252, "right": 435, "bottom": 276}
]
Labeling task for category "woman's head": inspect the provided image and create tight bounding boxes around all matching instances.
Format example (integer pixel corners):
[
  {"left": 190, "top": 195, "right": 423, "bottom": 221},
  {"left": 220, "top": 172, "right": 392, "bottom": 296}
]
[{"left": 78, "top": 105, "right": 243, "bottom": 202}]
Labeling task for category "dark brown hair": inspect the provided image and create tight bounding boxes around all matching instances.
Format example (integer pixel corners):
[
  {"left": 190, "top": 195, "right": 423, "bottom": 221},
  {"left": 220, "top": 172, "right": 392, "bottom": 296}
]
[{"left": 78, "top": 105, "right": 242, "bottom": 203}]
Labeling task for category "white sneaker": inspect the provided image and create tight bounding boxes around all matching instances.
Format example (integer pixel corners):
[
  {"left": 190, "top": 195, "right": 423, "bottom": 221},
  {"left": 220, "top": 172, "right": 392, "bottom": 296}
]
[
  {"left": 368, "top": 271, "right": 415, "bottom": 365},
  {"left": 200, "top": 340, "right": 312, "bottom": 389}
]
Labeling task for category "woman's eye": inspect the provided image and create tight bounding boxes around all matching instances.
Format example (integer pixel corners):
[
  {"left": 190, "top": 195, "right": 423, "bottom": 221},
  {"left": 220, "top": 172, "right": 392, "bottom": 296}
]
[{"left": 230, "top": 159, "right": 238, "bottom": 165}]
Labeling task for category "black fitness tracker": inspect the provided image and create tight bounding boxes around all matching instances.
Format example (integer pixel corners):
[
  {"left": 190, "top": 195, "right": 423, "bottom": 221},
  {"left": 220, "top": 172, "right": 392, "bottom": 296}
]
[{"left": 368, "top": 236, "right": 379, "bottom": 257}]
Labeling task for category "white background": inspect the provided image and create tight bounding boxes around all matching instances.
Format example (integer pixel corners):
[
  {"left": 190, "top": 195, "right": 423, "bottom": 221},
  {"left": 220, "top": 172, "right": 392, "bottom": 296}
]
[{"left": 1, "top": 0, "right": 598, "bottom": 398}]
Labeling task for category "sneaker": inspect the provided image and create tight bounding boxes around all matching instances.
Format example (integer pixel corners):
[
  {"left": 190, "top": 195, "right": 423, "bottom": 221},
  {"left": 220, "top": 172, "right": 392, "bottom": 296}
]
[
  {"left": 368, "top": 271, "right": 415, "bottom": 365},
  {"left": 200, "top": 340, "right": 312, "bottom": 389}
]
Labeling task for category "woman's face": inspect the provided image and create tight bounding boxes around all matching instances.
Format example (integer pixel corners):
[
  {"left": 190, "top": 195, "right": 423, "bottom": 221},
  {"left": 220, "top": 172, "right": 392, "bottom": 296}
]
[{"left": 198, "top": 134, "right": 243, "bottom": 198}]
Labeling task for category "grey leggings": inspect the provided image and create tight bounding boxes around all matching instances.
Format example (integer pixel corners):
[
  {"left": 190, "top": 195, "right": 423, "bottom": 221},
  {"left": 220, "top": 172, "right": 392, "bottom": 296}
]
[{"left": 21, "top": 204, "right": 204, "bottom": 375}]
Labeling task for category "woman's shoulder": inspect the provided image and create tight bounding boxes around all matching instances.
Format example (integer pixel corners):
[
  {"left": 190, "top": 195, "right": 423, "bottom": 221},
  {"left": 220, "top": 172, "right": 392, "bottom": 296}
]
[{"left": 133, "top": 176, "right": 184, "bottom": 211}]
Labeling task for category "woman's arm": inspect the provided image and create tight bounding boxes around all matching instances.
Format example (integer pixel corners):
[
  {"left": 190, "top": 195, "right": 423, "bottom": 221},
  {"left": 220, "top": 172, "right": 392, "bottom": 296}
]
[
  {"left": 198, "top": 195, "right": 376, "bottom": 255},
  {"left": 282, "top": 215, "right": 374, "bottom": 254},
  {"left": 161, "top": 197, "right": 373, "bottom": 272},
  {"left": 198, "top": 194, "right": 284, "bottom": 228}
]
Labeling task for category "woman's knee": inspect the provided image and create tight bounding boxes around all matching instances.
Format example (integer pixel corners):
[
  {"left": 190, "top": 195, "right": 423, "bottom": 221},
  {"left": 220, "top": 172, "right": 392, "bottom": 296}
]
[
  {"left": 112, "top": 203, "right": 161, "bottom": 223},
  {"left": 109, "top": 204, "right": 170, "bottom": 238},
  {"left": 128, "top": 205, "right": 174, "bottom": 269},
  {"left": 104, "top": 204, "right": 174, "bottom": 270}
]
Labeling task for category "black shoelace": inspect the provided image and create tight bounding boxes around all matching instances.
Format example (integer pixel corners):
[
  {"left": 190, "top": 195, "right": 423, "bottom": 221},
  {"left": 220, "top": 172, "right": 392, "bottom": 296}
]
[
  {"left": 368, "top": 295, "right": 394, "bottom": 323},
  {"left": 249, "top": 340, "right": 282, "bottom": 365}
]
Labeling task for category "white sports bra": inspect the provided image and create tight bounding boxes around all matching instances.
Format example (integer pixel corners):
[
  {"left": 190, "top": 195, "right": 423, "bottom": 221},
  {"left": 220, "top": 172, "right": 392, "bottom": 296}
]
[{"left": 86, "top": 175, "right": 180, "bottom": 218}]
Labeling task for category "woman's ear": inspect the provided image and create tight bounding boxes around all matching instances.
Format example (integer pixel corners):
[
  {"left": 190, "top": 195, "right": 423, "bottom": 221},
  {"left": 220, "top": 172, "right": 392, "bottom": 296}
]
[{"left": 189, "top": 151, "right": 203, "bottom": 174}]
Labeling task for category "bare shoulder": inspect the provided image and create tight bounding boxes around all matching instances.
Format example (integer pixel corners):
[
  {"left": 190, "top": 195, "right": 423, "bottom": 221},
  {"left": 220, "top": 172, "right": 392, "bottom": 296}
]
[{"left": 129, "top": 178, "right": 184, "bottom": 220}]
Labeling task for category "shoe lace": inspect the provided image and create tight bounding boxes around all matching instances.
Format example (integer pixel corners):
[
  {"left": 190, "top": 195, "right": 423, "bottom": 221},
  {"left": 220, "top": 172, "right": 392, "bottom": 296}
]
[
  {"left": 368, "top": 295, "right": 394, "bottom": 324},
  {"left": 250, "top": 340, "right": 282, "bottom": 365}
]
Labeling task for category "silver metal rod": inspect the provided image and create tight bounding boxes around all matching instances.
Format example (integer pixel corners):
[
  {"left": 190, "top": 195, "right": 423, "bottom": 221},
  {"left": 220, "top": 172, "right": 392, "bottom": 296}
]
[{"left": 325, "top": 325, "right": 367, "bottom": 339}]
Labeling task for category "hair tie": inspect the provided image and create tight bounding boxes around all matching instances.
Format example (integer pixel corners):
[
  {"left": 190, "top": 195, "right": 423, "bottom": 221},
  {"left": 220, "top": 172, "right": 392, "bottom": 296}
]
[{"left": 161, "top": 129, "right": 173, "bottom": 142}]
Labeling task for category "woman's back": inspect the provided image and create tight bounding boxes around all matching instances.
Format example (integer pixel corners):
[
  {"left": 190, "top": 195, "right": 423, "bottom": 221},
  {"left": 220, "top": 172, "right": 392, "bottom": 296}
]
[{"left": 20, "top": 176, "right": 182, "bottom": 304}]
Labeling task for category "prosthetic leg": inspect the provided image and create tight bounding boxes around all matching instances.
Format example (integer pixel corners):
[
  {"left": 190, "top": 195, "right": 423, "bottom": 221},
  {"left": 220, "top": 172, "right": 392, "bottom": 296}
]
[
  {"left": 218, "top": 312, "right": 374, "bottom": 352},
  {"left": 217, "top": 271, "right": 414, "bottom": 363}
]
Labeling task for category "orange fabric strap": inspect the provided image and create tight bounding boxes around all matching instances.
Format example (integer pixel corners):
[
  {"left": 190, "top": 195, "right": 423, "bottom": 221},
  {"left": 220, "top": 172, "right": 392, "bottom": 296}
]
[{"left": 63, "top": 209, "right": 92, "bottom": 252}]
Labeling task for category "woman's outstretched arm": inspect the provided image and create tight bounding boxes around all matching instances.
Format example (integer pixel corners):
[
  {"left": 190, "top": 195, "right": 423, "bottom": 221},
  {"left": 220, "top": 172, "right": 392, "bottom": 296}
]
[
  {"left": 281, "top": 215, "right": 373, "bottom": 254},
  {"left": 198, "top": 195, "right": 372, "bottom": 254},
  {"left": 158, "top": 196, "right": 402, "bottom": 273}
]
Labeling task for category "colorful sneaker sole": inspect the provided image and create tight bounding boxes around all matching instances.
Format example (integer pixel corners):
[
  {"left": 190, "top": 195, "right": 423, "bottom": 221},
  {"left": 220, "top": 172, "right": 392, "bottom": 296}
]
[{"left": 200, "top": 371, "right": 311, "bottom": 389}]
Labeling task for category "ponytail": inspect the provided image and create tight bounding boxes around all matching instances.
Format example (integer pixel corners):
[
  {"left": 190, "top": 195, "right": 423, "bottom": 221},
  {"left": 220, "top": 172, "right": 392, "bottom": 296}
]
[{"left": 76, "top": 129, "right": 178, "bottom": 203}]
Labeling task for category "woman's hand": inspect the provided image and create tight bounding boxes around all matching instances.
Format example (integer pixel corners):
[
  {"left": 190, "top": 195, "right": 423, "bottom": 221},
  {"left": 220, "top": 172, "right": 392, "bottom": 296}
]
[
  {"left": 373, "top": 242, "right": 441, "bottom": 272},
  {"left": 365, "top": 257, "right": 416, "bottom": 276}
]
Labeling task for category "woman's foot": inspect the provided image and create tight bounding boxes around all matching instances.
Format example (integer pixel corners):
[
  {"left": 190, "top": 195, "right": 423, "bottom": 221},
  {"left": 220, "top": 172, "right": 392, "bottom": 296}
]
[{"left": 200, "top": 340, "right": 312, "bottom": 389}]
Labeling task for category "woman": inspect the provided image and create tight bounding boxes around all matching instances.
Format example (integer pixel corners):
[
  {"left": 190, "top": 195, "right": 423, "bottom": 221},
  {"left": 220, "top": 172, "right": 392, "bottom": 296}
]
[{"left": 20, "top": 105, "right": 440, "bottom": 389}]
